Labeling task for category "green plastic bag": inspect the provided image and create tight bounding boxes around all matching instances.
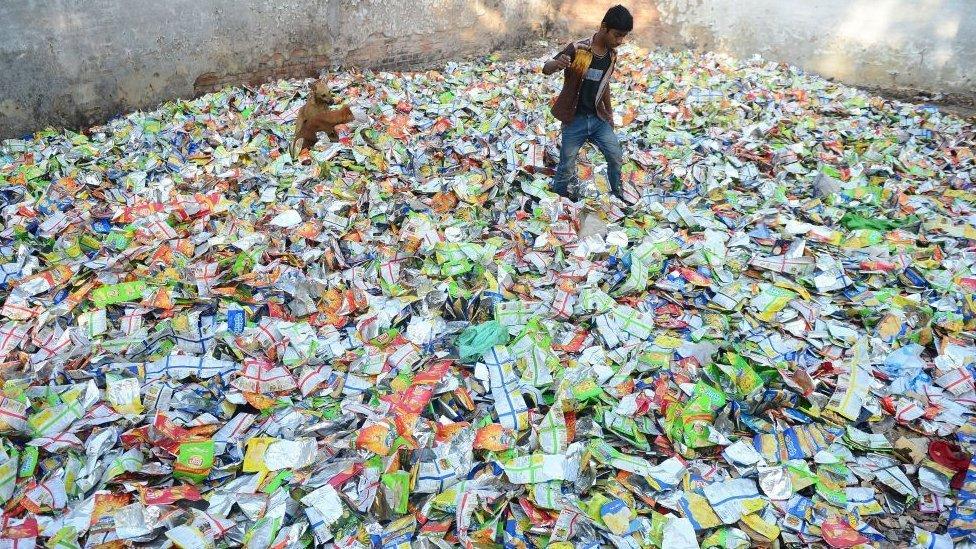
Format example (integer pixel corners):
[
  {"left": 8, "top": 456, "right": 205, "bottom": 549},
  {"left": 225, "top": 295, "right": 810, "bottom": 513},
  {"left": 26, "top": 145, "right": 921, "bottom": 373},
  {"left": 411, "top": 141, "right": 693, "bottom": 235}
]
[
  {"left": 381, "top": 470, "right": 410, "bottom": 514},
  {"left": 839, "top": 212, "right": 919, "bottom": 231},
  {"left": 458, "top": 320, "right": 509, "bottom": 362}
]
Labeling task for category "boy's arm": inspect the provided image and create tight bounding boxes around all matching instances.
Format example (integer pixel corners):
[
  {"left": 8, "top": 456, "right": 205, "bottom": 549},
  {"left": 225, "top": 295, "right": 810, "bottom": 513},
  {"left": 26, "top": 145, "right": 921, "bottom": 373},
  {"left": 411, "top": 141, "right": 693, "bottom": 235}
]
[
  {"left": 601, "top": 90, "right": 613, "bottom": 126},
  {"left": 542, "top": 43, "right": 575, "bottom": 75}
]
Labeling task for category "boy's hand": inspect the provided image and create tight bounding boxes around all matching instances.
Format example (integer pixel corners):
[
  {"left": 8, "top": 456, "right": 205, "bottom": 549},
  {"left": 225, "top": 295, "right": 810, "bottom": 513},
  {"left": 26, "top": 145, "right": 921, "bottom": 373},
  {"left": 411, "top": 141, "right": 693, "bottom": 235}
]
[{"left": 542, "top": 53, "right": 572, "bottom": 75}]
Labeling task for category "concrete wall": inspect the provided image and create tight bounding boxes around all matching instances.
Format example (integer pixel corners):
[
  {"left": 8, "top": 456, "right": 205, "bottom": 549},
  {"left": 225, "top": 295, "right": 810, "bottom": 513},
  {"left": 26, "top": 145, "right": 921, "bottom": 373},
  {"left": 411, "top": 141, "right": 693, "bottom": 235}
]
[
  {"left": 0, "top": 0, "right": 553, "bottom": 139},
  {"left": 3, "top": 0, "right": 976, "bottom": 138},
  {"left": 554, "top": 0, "right": 976, "bottom": 104}
]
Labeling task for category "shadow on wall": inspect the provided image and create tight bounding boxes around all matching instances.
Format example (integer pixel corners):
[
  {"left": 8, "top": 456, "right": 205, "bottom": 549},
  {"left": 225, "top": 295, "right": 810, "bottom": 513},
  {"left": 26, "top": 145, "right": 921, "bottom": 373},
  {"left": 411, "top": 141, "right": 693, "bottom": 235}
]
[
  {"left": 0, "top": 0, "right": 552, "bottom": 139},
  {"left": 343, "top": 0, "right": 550, "bottom": 71},
  {"left": 194, "top": 0, "right": 550, "bottom": 97}
]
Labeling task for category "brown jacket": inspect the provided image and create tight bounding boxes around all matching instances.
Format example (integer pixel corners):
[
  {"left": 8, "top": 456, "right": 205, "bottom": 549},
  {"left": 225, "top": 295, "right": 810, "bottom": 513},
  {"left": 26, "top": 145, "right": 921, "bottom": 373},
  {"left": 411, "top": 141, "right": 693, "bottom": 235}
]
[{"left": 550, "top": 37, "right": 617, "bottom": 126}]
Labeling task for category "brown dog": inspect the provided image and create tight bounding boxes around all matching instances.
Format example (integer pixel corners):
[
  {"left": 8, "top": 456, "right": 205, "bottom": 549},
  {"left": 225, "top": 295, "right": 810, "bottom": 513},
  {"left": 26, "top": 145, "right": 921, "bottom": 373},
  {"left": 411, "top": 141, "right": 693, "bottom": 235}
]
[{"left": 292, "top": 79, "right": 354, "bottom": 155}]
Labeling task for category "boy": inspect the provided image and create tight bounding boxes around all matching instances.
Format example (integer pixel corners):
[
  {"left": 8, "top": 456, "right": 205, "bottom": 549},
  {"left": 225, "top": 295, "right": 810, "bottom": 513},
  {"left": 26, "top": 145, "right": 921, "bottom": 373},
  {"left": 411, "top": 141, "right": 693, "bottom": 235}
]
[{"left": 543, "top": 5, "right": 632, "bottom": 202}]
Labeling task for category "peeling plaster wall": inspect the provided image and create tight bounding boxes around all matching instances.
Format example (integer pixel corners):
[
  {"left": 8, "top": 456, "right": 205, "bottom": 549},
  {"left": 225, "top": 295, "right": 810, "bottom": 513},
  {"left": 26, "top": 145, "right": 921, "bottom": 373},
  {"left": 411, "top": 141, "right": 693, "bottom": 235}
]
[
  {"left": 555, "top": 0, "right": 976, "bottom": 103},
  {"left": 4, "top": 0, "right": 975, "bottom": 138},
  {"left": 0, "top": 0, "right": 553, "bottom": 139}
]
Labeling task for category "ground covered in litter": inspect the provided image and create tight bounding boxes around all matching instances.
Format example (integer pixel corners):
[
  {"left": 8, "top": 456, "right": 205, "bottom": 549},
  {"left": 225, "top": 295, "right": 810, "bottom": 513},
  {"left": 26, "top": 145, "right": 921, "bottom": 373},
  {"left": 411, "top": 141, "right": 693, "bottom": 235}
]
[{"left": 1, "top": 44, "right": 976, "bottom": 548}]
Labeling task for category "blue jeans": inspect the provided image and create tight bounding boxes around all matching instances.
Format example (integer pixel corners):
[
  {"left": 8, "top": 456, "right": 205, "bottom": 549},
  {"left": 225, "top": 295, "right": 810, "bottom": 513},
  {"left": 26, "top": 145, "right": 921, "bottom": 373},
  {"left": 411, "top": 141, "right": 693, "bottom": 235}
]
[{"left": 552, "top": 113, "right": 623, "bottom": 199}]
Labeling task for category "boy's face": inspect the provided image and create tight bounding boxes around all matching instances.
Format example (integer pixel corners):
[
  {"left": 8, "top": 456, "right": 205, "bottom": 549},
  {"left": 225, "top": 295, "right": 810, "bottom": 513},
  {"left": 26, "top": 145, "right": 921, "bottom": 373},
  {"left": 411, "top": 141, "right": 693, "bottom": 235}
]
[{"left": 601, "top": 26, "right": 629, "bottom": 49}]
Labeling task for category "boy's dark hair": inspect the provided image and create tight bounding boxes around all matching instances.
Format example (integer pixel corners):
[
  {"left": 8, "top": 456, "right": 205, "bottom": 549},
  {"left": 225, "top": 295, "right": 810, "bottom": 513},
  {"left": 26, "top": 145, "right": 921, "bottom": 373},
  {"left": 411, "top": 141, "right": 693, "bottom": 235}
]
[{"left": 602, "top": 5, "right": 633, "bottom": 32}]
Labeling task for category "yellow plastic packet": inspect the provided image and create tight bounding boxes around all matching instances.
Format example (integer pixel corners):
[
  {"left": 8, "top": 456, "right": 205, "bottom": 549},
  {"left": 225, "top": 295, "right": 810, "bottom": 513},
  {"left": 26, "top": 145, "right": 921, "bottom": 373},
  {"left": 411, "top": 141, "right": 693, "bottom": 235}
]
[
  {"left": 243, "top": 436, "right": 277, "bottom": 473},
  {"left": 571, "top": 49, "right": 593, "bottom": 75}
]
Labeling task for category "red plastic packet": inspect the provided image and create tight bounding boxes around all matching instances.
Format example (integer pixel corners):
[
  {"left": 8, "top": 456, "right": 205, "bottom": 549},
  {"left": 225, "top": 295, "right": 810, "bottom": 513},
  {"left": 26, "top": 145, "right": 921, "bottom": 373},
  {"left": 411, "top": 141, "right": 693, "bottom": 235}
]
[
  {"left": 141, "top": 485, "right": 202, "bottom": 506},
  {"left": 929, "top": 440, "right": 971, "bottom": 490},
  {"left": 820, "top": 516, "right": 868, "bottom": 548}
]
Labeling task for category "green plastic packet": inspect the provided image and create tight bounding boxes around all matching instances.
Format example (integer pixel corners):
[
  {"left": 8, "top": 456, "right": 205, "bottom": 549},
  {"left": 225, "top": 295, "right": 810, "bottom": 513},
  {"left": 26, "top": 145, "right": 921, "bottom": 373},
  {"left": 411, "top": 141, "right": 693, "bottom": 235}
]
[
  {"left": 92, "top": 281, "right": 147, "bottom": 308},
  {"left": 440, "top": 260, "right": 472, "bottom": 277},
  {"left": 649, "top": 511, "right": 667, "bottom": 547},
  {"left": 599, "top": 408, "right": 651, "bottom": 452},
  {"left": 840, "top": 212, "right": 919, "bottom": 231},
  {"left": 18, "top": 446, "right": 38, "bottom": 479},
  {"left": 842, "top": 228, "right": 884, "bottom": 248},
  {"left": 458, "top": 321, "right": 509, "bottom": 362},
  {"left": 635, "top": 351, "right": 667, "bottom": 372},
  {"left": 49, "top": 527, "right": 81, "bottom": 549},
  {"left": 173, "top": 440, "right": 215, "bottom": 484},
  {"left": 0, "top": 449, "right": 18, "bottom": 497},
  {"left": 104, "top": 226, "right": 135, "bottom": 251},
  {"left": 702, "top": 528, "right": 752, "bottom": 549},
  {"left": 381, "top": 470, "right": 410, "bottom": 514},
  {"left": 815, "top": 471, "right": 848, "bottom": 507},
  {"left": 672, "top": 382, "right": 727, "bottom": 450},
  {"left": 244, "top": 517, "right": 282, "bottom": 549},
  {"left": 2, "top": 379, "right": 29, "bottom": 401},
  {"left": 571, "top": 378, "right": 604, "bottom": 403},
  {"left": 689, "top": 381, "right": 727, "bottom": 411},
  {"left": 64, "top": 454, "right": 82, "bottom": 497},
  {"left": 583, "top": 492, "right": 612, "bottom": 525},
  {"left": 232, "top": 251, "right": 256, "bottom": 276},
  {"left": 263, "top": 470, "right": 293, "bottom": 494},
  {"left": 722, "top": 353, "right": 764, "bottom": 396},
  {"left": 78, "top": 233, "right": 102, "bottom": 253}
]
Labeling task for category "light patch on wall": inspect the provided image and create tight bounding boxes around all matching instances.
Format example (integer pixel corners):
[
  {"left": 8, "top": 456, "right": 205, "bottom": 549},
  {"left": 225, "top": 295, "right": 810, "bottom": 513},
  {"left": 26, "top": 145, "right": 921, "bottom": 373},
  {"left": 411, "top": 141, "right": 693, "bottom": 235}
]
[
  {"left": 931, "top": 47, "right": 954, "bottom": 67},
  {"left": 811, "top": 52, "right": 854, "bottom": 82},
  {"left": 471, "top": 0, "right": 505, "bottom": 33},
  {"left": 559, "top": 1, "right": 654, "bottom": 27},
  {"left": 835, "top": 0, "right": 899, "bottom": 47},
  {"left": 52, "top": 12, "right": 82, "bottom": 32},
  {"left": 937, "top": 19, "right": 960, "bottom": 39}
]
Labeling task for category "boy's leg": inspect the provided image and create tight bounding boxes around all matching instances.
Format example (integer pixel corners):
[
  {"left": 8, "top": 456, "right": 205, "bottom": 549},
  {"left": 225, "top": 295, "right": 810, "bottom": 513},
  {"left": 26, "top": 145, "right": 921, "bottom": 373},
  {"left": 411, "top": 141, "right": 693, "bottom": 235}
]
[
  {"left": 590, "top": 117, "right": 624, "bottom": 200},
  {"left": 552, "top": 117, "right": 588, "bottom": 199}
]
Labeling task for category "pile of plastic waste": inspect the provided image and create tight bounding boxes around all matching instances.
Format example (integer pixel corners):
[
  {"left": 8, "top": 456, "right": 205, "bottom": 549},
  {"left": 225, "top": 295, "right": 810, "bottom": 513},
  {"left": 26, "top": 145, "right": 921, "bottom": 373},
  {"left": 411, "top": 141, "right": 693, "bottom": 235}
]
[{"left": 0, "top": 44, "right": 975, "bottom": 548}]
